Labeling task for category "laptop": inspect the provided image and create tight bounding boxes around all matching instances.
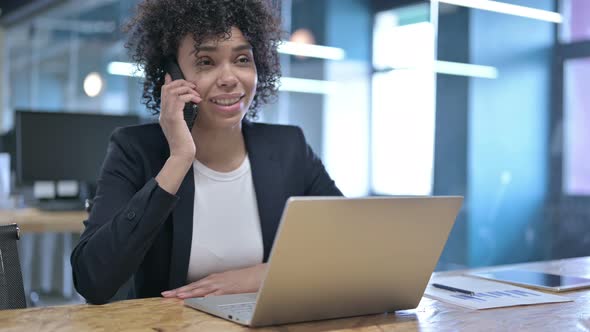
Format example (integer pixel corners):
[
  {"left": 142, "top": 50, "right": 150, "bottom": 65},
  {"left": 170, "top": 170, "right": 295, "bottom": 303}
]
[{"left": 185, "top": 196, "right": 463, "bottom": 327}]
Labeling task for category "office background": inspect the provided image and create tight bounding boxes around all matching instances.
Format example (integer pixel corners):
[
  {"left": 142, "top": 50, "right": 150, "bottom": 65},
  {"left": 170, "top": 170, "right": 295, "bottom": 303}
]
[{"left": 0, "top": 0, "right": 589, "bottom": 305}]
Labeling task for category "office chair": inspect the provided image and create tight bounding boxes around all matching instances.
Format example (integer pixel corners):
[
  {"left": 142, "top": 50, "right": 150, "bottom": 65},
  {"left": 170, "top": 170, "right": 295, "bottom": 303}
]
[{"left": 0, "top": 224, "right": 27, "bottom": 309}]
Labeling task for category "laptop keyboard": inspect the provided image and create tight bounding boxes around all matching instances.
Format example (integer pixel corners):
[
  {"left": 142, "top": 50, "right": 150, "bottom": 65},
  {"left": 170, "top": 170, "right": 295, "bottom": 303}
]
[{"left": 217, "top": 301, "right": 256, "bottom": 316}]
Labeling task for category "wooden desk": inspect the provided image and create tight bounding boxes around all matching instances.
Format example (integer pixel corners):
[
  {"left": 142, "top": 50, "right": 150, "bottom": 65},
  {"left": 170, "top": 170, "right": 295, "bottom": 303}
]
[
  {"left": 0, "top": 208, "right": 87, "bottom": 233},
  {"left": 1, "top": 257, "right": 589, "bottom": 331}
]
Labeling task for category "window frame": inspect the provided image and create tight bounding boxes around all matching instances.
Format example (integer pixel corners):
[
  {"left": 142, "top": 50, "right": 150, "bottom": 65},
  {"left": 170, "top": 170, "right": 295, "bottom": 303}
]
[{"left": 550, "top": 1, "right": 590, "bottom": 201}]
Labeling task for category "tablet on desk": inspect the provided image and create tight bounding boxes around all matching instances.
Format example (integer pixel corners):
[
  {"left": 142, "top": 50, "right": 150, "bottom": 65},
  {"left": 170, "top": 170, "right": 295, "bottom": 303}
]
[{"left": 469, "top": 269, "right": 590, "bottom": 292}]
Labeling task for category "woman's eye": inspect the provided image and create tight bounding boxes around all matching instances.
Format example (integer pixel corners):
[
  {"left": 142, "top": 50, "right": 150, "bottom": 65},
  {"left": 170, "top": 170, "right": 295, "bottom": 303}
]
[
  {"left": 196, "top": 58, "right": 213, "bottom": 66},
  {"left": 237, "top": 56, "right": 250, "bottom": 64}
]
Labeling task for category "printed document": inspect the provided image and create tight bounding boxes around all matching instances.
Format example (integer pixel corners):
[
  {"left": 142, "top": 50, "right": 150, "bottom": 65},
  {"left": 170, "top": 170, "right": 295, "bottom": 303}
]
[{"left": 425, "top": 275, "right": 572, "bottom": 310}]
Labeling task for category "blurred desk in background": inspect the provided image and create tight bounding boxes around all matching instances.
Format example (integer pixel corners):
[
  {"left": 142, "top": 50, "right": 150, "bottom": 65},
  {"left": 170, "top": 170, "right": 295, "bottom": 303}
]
[
  {"left": 0, "top": 257, "right": 589, "bottom": 331},
  {"left": 0, "top": 208, "right": 86, "bottom": 233},
  {"left": 0, "top": 208, "right": 87, "bottom": 304}
]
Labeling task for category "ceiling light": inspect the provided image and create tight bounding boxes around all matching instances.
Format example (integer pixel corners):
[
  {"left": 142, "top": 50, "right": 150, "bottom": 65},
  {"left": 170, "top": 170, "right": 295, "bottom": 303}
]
[
  {"left": 279, "top": 77, "right": 339, "bottom": 94},
  {"left": 83, "top": 72, "right": 104, "bottom": 97},
  {"left": 107, "top": 61, "right": 144, "bottom": 77},
  {"left": 278, "top": 42, "right": 346, "bottom": 61},
  {"left": 436, "top": 0, "right": 562, "bottom": 23},
  {"left": 434, "top": 61, "right": 498, "bottom": 79}
]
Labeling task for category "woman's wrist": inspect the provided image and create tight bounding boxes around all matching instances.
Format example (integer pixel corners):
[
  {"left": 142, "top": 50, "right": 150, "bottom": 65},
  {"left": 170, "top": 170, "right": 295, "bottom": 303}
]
[
  {"left": 168, "top": 153, "right": 195, "bottom": 166},
  {"left": 155, "top": 155, "right": 194, "bottom": 195}
]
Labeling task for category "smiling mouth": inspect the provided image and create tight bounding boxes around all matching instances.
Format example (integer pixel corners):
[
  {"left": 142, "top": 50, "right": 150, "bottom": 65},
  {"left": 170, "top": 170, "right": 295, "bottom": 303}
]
[{"left": 210, "top": 95, "right": 244, "bottom": 106}]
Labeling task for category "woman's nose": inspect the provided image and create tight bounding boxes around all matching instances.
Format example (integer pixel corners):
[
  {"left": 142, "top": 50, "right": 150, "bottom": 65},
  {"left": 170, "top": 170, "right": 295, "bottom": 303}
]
[{"left": 217, "top": 64, "right": 238, "bottom": 88}]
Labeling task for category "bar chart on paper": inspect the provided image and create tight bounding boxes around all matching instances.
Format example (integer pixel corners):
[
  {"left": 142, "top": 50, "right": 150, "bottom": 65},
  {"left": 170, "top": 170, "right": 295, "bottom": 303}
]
[{"left": 425, "top": 276, "right": 572, "bottom": 309}]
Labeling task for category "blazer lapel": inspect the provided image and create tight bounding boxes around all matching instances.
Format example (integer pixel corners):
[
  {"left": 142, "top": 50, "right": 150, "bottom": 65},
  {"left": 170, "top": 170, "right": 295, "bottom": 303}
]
[
  {"left": 243, "top": 121, "right": 284, "bottom": 262},
  {"left": 168, "top": 166, "right": 195, "bottom": 289}
]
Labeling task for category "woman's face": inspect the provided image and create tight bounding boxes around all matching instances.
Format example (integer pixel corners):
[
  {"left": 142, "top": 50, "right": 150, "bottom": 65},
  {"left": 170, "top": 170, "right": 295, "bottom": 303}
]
[{"left": 176, "top": 27, "right": 257, "bottom": 130}]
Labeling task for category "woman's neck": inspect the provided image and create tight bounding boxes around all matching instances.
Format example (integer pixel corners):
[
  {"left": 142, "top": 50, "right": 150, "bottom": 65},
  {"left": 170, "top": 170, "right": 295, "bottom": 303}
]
[{"left": 192, "top": 123, "right": 246, "bottom": 172}]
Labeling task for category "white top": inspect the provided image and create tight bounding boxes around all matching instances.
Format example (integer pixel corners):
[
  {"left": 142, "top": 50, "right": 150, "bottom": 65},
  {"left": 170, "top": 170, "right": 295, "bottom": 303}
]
[{"left": 186, "top": 156, "right": 263, "bottom": 282}]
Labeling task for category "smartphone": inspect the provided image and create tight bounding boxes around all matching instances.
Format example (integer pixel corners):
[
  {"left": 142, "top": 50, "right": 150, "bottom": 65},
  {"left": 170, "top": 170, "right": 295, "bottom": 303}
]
[
  {"left": 470, "top": 269, "right": 590, "bottom": 292},
  {"left": 164, "top": 58, "right": 198, "bottom": 130}
]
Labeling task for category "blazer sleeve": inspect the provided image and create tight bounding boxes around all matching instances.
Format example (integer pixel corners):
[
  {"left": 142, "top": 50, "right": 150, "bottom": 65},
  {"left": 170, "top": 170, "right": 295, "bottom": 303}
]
[
  {"left": 70, "top": 128, "right": 178, "bottom": 304},
  {"left": 296, "top": 127, "right": 343, "bottom": 196}
]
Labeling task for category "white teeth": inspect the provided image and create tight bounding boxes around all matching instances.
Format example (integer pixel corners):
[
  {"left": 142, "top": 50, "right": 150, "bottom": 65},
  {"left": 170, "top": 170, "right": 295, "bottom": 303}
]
[{"left": 212, "top": 97, "right": 240, "bottom": 106}]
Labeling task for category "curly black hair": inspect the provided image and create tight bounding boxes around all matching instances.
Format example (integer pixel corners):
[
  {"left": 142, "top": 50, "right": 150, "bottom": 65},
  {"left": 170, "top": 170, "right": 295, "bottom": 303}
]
[{"left": 124, "top": 0, "right": 282, "bottom": 119}]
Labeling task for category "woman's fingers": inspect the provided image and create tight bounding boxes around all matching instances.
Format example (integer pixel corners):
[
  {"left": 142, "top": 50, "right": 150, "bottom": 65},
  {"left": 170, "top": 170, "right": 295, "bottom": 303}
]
[
  {"left": 161, "top": 290, "right": 175, "bottom": 298},
  {"left": 161, "top": 93, "right": 201, "bottom": 112},
  {"left": 178, "top": 93, "right": 201, "bottom": 104},
  {"left": 172, "top": 283, "right": 197, "bottom": 294},
  {"left": 177, "top": 286, "right": 217, "bottom": 299},
  {"left": 162, "top": 277, "right": 213, "bottom": 297},
  {"left": 169, "top": 86, "right": 199, "bottom": 97},
  {"left": 161, "top": 79, "right": 200, "bottom": 106},
  {"left": 163, "top": 77, "right": 196, "bottom": 90},
  {"left": 161, "top": 276, "right": 219, "bottom": 298},
  {"left": 204, "top": 290, "right": 224, "bottom": 297},
  {"left": 169, "top": 86, "right": 201, "bottom": 104}
]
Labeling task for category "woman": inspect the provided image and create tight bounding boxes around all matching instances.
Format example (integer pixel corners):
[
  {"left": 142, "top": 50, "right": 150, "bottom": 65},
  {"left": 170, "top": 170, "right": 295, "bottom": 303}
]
[{"left": 71, "top": 0, "right": 341, "bottom": 305}]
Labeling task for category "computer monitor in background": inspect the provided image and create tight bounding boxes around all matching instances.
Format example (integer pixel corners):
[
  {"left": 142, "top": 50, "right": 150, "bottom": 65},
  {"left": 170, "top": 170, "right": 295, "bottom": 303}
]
[
  {"left": 0, "top": 130, "right": 16, "bottom": 171},
  {"left": 15, "top": 110, "right": 140, "bottom": 210}
]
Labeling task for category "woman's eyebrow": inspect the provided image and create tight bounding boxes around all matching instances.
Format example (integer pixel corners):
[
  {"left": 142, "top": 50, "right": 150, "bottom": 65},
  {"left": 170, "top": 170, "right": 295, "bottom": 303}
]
[
  {"left": 192, "top": 44, "right": 252, "bottom": 54},
  {"left": 232, "top": 44, "right": 253, "bottom": 52}
]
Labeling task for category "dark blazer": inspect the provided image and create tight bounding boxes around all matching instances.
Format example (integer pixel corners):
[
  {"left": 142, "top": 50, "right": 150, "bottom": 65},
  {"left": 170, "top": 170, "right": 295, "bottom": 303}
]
[{"left": 71, "top": 120, "right": 342, "bottom": 304}]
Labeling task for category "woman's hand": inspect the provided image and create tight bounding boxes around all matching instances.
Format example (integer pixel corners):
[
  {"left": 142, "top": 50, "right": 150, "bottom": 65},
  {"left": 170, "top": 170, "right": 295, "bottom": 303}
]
[
  {"left": 161, "top": 263, "right": 268, "bottom": 299},
  {"left": 159, "top": 73, "right": 201, "bottom": 160}
]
